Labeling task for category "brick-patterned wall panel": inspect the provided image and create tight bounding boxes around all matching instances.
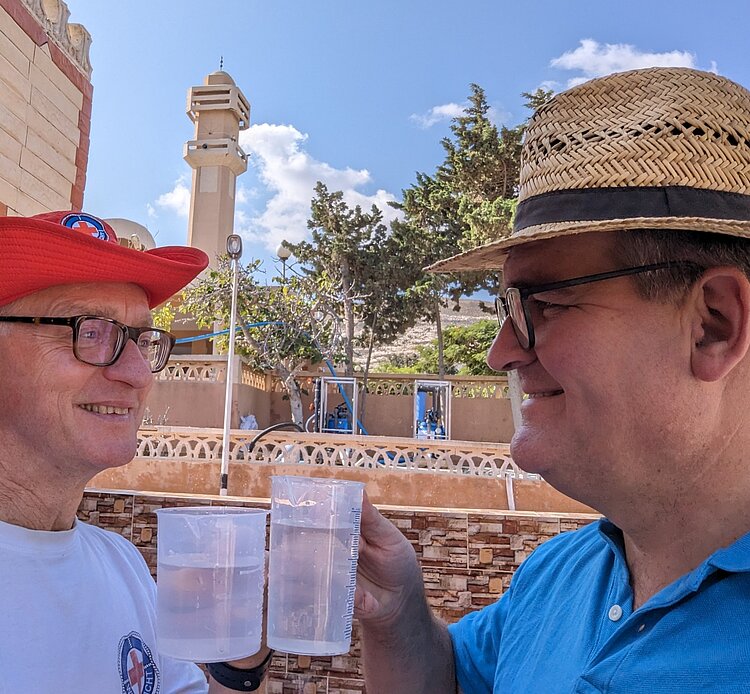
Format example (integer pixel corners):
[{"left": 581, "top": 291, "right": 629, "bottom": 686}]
[
  {"left": 78, "top": 490, "right": 598, "bottom": 692},
  {"left": 78, "top": 491, "right": 134, "bottom": 542}
]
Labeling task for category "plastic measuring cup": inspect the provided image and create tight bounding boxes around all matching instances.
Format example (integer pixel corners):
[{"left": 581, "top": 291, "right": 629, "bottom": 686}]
[
  {"left": 155, "top": 507, "right": 268, "bottom": 662},
  {"left": 267, "top": 476, "right": 364, "bottom": 655}
]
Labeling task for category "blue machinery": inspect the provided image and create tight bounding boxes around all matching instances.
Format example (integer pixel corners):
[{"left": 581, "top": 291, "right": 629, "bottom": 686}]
[
  {"left": 176, "top": 329, "right": 451, "bottom": 440},
  {"left": 314, "top": 376, "right": 358, "bottom": 435},
  {"left": 413, "top": 380, "right": 451, "bottom": 440}
]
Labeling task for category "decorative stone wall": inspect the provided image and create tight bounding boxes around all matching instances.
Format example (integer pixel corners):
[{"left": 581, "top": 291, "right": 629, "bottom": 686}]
[
  {"left": 79, "top": 488, "right": 598, "bottom": 692},
  {"left": 0, "top": 0, "right": 92, "bottom": 214}
]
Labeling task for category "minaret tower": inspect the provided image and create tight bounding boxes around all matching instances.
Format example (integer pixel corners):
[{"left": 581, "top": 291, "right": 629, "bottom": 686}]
[{"left": 184, "top": 70, "right": 250, "bottom": 266}]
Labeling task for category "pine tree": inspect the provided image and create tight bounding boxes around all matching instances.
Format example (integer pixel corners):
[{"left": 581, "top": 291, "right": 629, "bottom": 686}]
[{"left": 394, "top": 84, "right": 553, "bottom": 374}]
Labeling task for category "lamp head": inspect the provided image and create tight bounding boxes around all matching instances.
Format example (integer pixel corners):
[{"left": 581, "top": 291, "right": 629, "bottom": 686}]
[
  {"left": 276, "top": 243, "right": 292, "bottom": 261},
  {"left": 226, "top": 234, "right": 243, "bottom": 259}
]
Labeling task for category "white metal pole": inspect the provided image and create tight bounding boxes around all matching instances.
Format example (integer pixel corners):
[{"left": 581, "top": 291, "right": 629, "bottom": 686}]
[
  {"left": 219, "top": 256, "right": 240, "bottom": 496},
  {"left": 507, "top": 370, "right": 523, "bottom": 431},
  {"left": 506, "top": 371, "right": 523, "bottom": 511}
]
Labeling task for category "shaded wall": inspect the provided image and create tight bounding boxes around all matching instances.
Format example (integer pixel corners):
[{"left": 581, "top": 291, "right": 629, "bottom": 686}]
[
  {"left": 145, "top": 380, "right": 272, "bottom": 429},
  {"left": 80, "top": 488, "right": 598, "bottom": 693},
  {"left": 148, "top": 378, "right": 515, "bottom": 442}
]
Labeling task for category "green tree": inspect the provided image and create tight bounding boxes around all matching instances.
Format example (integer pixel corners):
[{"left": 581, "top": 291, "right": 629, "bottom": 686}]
[
  {"left": 352, "top": 226, "right": 430, "bottom": 422},
  {"left": 286, "top": 182, "right": 424, "bottom": 383},
  {"left": 393, "top": 84, "right": 553, "bottom": 375},
  {"left": 176, "top": 256, "right": 342, "bottom": 426}
]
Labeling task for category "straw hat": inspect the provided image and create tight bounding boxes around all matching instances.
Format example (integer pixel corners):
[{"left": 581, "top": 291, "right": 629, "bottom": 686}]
[
  {"left": 0, "top": 211, "right": 208, "bottom": 308},
  {"left": 430, "top": 67, "right": 750, "bottom": 272}
]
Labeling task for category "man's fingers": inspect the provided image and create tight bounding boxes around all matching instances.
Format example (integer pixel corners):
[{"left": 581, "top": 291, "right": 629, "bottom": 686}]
[{"left": 360, "top": 490, "right": 394, "bottom": 544}]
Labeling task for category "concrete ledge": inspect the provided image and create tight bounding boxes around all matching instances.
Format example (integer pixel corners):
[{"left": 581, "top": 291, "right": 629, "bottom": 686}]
[{"left": 90, "top": 457, "right": 595, "bottom": 515}]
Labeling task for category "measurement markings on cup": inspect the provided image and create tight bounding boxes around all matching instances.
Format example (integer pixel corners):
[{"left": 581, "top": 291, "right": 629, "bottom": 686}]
[{"left": 344, "top": 506, "right": 362, "bottom": 639}]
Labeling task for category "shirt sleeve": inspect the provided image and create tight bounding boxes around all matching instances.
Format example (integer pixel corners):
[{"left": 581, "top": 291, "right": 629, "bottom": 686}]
[
  {"left": 159, "top": 657, "right": 209, "bottom": 693},
  {"left": 448, "top": 587, "right": 512, "bottom": 694}
]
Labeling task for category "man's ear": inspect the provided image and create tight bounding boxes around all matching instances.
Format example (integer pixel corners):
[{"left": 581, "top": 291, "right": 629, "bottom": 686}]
[{"left": 691, "top": 267, "right": 750, "bottom": 382}]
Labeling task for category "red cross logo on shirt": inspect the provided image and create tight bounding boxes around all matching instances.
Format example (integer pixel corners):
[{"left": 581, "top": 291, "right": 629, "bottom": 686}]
[
  {"left": 117, "top": 631, "right": 159, "bottom": 694},
  {"left": 128, "top": 649, "right": 145, "bottom": 692}
]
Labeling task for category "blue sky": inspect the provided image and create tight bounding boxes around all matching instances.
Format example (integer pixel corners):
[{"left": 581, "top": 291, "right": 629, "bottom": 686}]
[{"left": 68, "top": 0, "right": 750, "bottom": 270}]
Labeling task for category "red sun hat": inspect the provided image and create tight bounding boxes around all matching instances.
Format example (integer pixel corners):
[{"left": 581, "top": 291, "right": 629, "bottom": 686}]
[{"left": 0, "top": 211, "right": 209, "bottom": 309}]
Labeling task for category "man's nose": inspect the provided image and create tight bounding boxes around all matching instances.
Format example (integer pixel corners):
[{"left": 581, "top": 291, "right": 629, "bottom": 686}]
[
  {"left": 102, "top": 339, "right": 153, "bottom": 388},
  {"left": 486, "top": 320, "right": 535, "bottom": 372}
]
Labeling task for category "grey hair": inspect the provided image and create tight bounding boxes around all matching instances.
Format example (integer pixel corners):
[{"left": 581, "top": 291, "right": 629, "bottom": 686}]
[{"left": 611, "top": 229, "right": 750, "bottom": 304}]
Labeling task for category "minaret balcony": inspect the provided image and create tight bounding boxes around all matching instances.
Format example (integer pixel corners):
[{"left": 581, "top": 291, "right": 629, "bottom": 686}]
[
  {"left": 184, "top": 138, "right": 248, "bottom": 175},
  {"left": 187, "top": 86, "right": 250, "bottom": 129}
]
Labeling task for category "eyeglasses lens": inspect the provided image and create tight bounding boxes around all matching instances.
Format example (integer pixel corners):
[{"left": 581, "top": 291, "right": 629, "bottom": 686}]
[
  {"left": 494, "top": 297, "right": 507, "bottom": 327},
  {"left": 506, "top": 289, "right": 531, "bottom": 349},
  {"left": 75, "top": 318, "right": 171, "bottom": 372},
  {"left": 139, "top": 330, "right": 171, "bottom": 372},
  {"left": 75, "top": 318, "right": 122, "bottom": 366}
]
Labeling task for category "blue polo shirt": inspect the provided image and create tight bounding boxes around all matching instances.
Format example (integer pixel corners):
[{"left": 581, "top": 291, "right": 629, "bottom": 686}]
[{"left": 449, "top": 518, "right": 750, "bottom": 693}]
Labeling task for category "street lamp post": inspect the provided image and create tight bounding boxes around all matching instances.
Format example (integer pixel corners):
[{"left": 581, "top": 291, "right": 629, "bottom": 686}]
[
  {"left": 276, "top": 242, "right": 292, "bottom": 281},
  {"left": 220, "top": 233, "right": 243, "bottom": 496}
]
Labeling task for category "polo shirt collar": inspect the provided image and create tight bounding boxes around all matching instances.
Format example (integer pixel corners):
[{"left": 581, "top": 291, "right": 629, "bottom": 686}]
[
  {"left": 596, "top": 517, "right": 750, "bottom": 611},
  {"left": 597, "top": 517, "right": 750, "bottom": 572}
]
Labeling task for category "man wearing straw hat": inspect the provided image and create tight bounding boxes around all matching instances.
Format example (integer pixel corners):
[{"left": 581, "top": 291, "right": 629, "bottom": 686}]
[
  {"left": 355, "top": 67, "right": 750, "bottom": 693},
  {"left": 0, "top": 212, "right": 272, "bottom": 692}
]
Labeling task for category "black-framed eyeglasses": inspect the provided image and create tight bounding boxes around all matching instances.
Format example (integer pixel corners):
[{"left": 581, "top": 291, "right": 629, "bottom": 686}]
[
  {"left": 0, "top": 315, "right": 175, "bottom": 373},
  {"left": 495, "top": 261, "right": 702, "bottom": 350}
]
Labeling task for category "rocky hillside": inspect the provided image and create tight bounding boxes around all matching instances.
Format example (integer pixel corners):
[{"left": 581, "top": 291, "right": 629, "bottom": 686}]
[{"left": 353, "top": 298, "right": 494, "bottom": 370}]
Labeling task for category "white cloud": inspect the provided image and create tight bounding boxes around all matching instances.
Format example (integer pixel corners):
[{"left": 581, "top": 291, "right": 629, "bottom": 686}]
[
  {"left": 537, "top": 79, "right": 560, "bottom": 93},
  {"left": 551, "top": 39, "right": 699, "bottom": 88},
  {"left": 237, "top": 123, "right": 400, "bottom": 252},
  {"left": 410, "top": 102, "right": 509, "bottom": 129},
  {"left": 154, "top": 175, "right": 191, "bottom": 218},
  {"left": 410, "top": 102, "right": 467, "bottom": 128}
]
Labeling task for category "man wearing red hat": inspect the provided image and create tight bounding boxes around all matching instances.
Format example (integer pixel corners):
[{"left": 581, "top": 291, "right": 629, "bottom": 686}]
[
  {"left": 0, "top": 212, "right": 271, "bottom": 692},
  {"left": 355, "top": 68, "right": 750, "bottom": 693}
]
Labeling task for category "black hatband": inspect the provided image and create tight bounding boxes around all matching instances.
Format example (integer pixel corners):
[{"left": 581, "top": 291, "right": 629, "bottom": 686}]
[{"left": 514, "top": 186, "right": 750, "bottom": 232}]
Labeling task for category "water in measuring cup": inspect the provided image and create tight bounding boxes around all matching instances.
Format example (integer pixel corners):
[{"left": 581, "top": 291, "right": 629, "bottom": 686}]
[
  {"left": 267, "top": 520, "right": 359, "bottom": 655},
  {"left": 157, "top": 554, "right": 264, "bottom": 662}
]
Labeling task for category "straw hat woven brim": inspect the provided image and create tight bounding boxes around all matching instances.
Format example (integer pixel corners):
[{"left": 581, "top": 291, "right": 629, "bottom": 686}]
[
  {"left": 429, "top": 67, "right": 750, "bottom": 273},
  {"left": 429, "top": 217, "right": 750, "bottom": 273}
]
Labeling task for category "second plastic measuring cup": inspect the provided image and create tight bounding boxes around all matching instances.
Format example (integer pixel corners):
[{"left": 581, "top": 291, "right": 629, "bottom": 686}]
[
  {"left": 267, "top": 476, "right": 364, "bottom": 655},
  {"left": 155, "top": 507, "right": 267, "bottom": 663}
]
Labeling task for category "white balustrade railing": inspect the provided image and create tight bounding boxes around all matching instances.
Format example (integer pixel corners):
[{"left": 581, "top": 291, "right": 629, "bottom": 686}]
[
  {"left": 136, "top": 427, "right": 535, "bottom": 480},
  {"left": 157, "top": 357, "right": 510, "bottom": 399},
  {"left": 241, "top": 366, "right": 268, "bottom": 390},
  {"left": 156, "top": 356, "right": 228, "bottom": 383}
]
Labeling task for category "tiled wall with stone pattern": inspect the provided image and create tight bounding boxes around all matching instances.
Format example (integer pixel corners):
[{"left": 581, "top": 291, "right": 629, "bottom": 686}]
[{"left": 79, "top": 489, "right": 597, "bottom": 693}]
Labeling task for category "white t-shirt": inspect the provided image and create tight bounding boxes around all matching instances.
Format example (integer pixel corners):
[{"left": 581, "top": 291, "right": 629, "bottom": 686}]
[{"left": 0, "top": 518, "right": 208, "bottom": 693}]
